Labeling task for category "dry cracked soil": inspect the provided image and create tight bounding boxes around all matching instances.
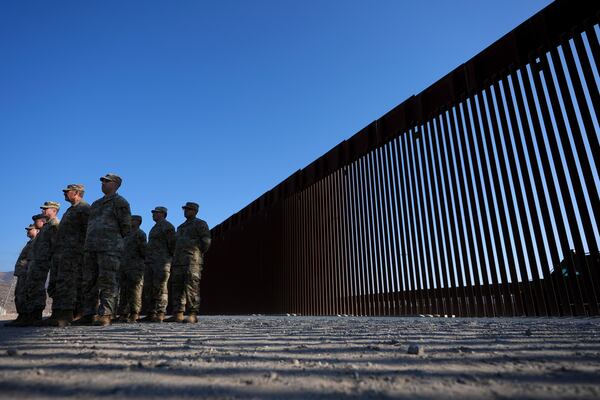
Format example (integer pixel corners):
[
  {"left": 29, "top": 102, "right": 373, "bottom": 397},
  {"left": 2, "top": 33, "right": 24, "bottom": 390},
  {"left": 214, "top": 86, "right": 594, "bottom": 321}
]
[{"left": 1, "top": 315, "right": 599, "bottom": 399}]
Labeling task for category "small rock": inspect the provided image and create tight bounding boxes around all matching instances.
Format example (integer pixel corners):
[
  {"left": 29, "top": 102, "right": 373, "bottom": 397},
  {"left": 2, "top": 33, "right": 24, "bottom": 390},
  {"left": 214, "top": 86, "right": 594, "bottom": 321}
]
[
  {"left": 137, "top": 361, "right": 145, "bottom": 368},
  {"left": 265, "top": 371, "right": 278, "bottom": 381},
  {"left": 243, "top": 379, "right": 254, "bottom": 385},
  {"left": 292, "top": 359, "right": 300, "bottom": 366},
  {"left": 353, "top": 372, "right": 360, "bottom": 380},
  {"left": 6, "top": 349, "right": 19, "bottom": 357},
  {"left": 36, "top": 369, "right": 45, "bottom": 376},
  {"left": 525, "top": 328, "right": 533, "bottom": 336},
  {"left": 456, "top": 377, "right": 467, "bottom": 384},
  {"left": 407, "top": 344, "right": 425, "bottom": 355}
]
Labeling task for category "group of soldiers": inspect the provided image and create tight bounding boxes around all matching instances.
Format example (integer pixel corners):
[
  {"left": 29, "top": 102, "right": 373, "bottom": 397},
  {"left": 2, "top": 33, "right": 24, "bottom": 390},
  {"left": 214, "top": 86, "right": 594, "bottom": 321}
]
[{"left": 5, "top": 173, "right": 211, "bottom": 327}]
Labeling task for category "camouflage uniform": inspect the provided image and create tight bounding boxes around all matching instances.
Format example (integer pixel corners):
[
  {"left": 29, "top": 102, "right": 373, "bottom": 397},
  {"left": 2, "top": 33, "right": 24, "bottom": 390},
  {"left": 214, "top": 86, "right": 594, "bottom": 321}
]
[
  {"left": 25, "top": 216, "right": 60, "bottom": 313},
  {"left": 118, "top": 227, "right": 147, "bottom": 315},
  {"left": 171, "top": 216, "right": 211, "bottom": 314},
  {"left": 52, "top": 199, "right": 90, "bottom": 312},
  {"left": 13, "top": 236, "right": 36, "bottom": 314},
  {"left": 144, "top": 219, "right": 175, "bottom": 315},
  {"left": 82, "top": 193, "right": 131, "bottom": 317}
]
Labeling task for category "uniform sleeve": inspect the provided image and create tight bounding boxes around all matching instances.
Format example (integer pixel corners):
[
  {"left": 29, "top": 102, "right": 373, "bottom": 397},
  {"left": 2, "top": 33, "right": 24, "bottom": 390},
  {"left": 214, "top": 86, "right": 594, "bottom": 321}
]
[
  {"left": 115, "top": 199, "right": 132, "bottom": 238},
  {"left": 138, "top": 231, "right": 147, "bottom": 259},
  {"left": 80, "top": 205, "right": 90, "bottom": 241},
  {"left": 49, "top": 223, "right": 59, "bottom": 256},
  {"left": 166, "top": 224, "right": 176, "bottom": 256},
  {"left": 13, "top": 243, "right": 30, "bottom": 276},
  {"left": 197, "top": 221, "right": 212, "bottom": 254}
]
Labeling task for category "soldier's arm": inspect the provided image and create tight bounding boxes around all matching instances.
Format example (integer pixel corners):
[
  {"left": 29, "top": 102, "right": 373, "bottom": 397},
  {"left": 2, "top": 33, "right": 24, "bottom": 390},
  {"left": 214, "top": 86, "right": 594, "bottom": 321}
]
[
  {"left": 115, "top": 199, "right": 132, "bottom": 238},
  {"left": 139, "top": 231, "right": 148, "bottom": 259},
  {"left": 198, "top": 221, "right": 212, "bottom": 254},
  {"left": 80, "top": 205, "right": 90, "bottom": 239},
  {"left": 166, "top": 225, "right": 176, "bottom": 256},
  {"left": 13, "top": 244, "right": 29, "bottom": 276}
]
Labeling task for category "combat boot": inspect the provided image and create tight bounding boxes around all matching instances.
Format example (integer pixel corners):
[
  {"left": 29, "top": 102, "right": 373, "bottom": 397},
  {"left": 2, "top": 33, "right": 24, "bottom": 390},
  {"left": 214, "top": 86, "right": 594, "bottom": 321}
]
[
  {"left": 93, "top": 315, "right": 112, "bottom": 326},
  {"left": 72, "top": 314, "right": 96, "bottom": 326},
  {"left": 127, "top": 313, "right": 139, "bottom": 323},
  {"left": 164, "top": 312, "right": 184, "bottom": 323},
  {"left": 14, "top": 310, "right": 43, "bottom": 327},
  {"left": 4, "top": 313, "right": 27, "bottom": 327},
  {"left": 150, "top": 312, "right": 164, "bottom": 323},
  {"left": 36, "top": 309, "right": 65, "bottom": 327},
  {"left": 53, "top": 310, "right": 74, "bottom": 328},
  {"left": 139, "top": 313, "right": 155, "bottom": 323},
  {"left": 184, "top": 313, "right": 198, "bottom": 324},
  {"left": 115, "top": 314, "right": 130, "bottom": 323}
]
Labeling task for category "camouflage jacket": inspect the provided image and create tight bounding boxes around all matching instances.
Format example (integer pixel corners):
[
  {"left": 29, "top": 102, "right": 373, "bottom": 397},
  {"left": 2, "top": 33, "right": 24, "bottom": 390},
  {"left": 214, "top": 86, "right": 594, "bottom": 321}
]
[
  {"left": 13, "top": 238, "right": 35, "bottom": 277},
  {"left": 146, "top": 219, "right": 175, "bottom": 265},
  {"left": 122, "top": 227, "right": 147, "bottom": 270},
  {"left": 173, "top": 218, "right": 211, "bottom": 266},
  {"left": 55, "top": 200, "right": 91, "bottom": 256},
  {"left": 84, "top": 193, "right": 131, "bottom": 253},
  {"left": 32, "top": 217, "right": 59, "bottom": 261}
]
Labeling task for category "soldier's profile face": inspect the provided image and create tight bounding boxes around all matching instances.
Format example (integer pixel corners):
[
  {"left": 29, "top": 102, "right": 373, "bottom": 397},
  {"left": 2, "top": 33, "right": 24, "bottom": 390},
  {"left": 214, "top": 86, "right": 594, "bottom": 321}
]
[
  {"left": 101, "top": 179, "right": 117, "bottom": 195},
  {"left": 34, "top": 219, "right": 45, "bottom": 229},
  {"left": 27, "top": 228, "right": 38, "bottom": 239},
  {"left": 41, "top": 208, "right": 55, "bottom": 218},
  {"left": 183, "top": 208, "right": 197, "bottom": 219},
  {"left": 152, "top": 211, "right": 165, "bottom": 222},
  {"left": 63, "top": 190, "right": 76, "bottom": 202},
  {"left": 131, "top": 220, "right": 141, "bottom": 229}
]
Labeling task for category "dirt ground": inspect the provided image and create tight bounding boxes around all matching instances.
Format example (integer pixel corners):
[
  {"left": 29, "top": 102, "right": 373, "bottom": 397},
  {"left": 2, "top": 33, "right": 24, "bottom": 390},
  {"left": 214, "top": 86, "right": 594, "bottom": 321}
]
[{"left": 0, "top": 315, "right": 599, "bottom": 399}]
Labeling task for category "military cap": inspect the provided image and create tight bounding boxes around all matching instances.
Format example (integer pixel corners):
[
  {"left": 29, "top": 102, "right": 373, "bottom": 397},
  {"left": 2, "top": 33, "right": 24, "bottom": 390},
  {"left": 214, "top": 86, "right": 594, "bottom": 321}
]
[
  {"left": 100, "top": 173, "right": 122, "bottom": 185},
  {"left": 25, "top": 224, "right": 36, "bottom": 230},
  {"left": 182, "top": 202, "right": 199, "bottom": 211},
  {"left": 131, "top": 215, "right": 142, "bottom": 222},
  {"left": 151, "top": 206, "right": 168, "bottom": 214},
  {"left": 31, "top": 213, "right": 45, "bottom": 221},
  {"left": 40, "top": 201, "right": 60, "bottom": 210},
  {"left": 62, "top": 183, "right": 85, "bottom": 192}
]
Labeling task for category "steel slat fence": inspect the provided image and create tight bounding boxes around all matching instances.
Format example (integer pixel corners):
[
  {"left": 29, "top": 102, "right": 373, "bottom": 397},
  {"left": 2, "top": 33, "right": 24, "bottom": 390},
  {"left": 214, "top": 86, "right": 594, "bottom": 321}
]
[{"left": 201, "top": 0, "right": 600, "bottom": 317}]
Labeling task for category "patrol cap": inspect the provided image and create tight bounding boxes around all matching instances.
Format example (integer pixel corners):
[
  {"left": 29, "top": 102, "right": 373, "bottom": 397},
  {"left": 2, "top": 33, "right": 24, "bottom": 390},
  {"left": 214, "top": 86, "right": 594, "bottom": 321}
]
[
  {"left": 62, "top": 183, "right": 85, "bottom": 193},
  {"left": 151, "top": 206, "right": 168, "bottom": 214},
  {"left": 182, "top": 202, "right": 199, "bottom": 211},
  {"left": 25, "top": 224, "right": 36, "bottom": 230},
  {"left": 31, "top": 214, "right": 45, "bottom": 221},
  {"left": 40, "top": 201, "right": 60, "bottom": 210},
  {"left": 131, "top": 215, "right": 142, "bottom": 222},
  {"left": 100, "top": 173, "right": 122, "bottom": 186}
]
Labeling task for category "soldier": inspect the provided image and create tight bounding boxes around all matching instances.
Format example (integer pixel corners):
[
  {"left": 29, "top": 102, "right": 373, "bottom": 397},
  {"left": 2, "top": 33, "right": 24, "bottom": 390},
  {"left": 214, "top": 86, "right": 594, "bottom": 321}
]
[
  {"left": 165, "top": 202, "right": 211, "bottom": 323},
  {"left": 41, "top": 184, "right": 90, "bottom": 327},
  {"left": 16, "top": 201, "right": 60, "bottom": 326},
  {"left": 141, "top": 206, "right": 175, "bottom": 323},
  {"left": 116, "top": 215, "right": 147, "bottom": 323},
  {"left": 32, "top": 213, "right": 46, "bottom": 230},
  {"left": 76, "top": 173, "right": 131, "bottom": 326},
  {"left": 4, "top": 225, "right": 39, "bottom": 327}
]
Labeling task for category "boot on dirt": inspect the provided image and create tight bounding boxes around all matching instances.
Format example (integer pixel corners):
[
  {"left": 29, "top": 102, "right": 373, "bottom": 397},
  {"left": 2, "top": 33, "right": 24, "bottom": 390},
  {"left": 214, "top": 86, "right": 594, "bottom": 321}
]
[
  {"left": 114, "top": 314, "right": 129, "bottom": 323},
  {"left": 139, "top": 313, "right": 155, "bottom": 323},
  {"left": 150, "top": 312, "right": 164, "bottom": 323},
  {"left": 14, "top": 310, "right": 43, "bottom": 327},
  {"left": 71, "top": 314, "right": 96, "bottom": 326},
  {"left": 184, "top": 313, "right": 198, "bottom": 324},
  {"left": 164, "top": 312, "right": 184, "bottom": 323},
  {"left": 93, "top": 315, "right": 112, "bottom": 326},
  {"left": 42, "top": 310, "right": 73, "bottom": 327},
  {"left": 126, "top": 313, "right": 139, "bottom": 323},
  {"left": 33, "top": 310, "right": 58, "bottom": 327}
]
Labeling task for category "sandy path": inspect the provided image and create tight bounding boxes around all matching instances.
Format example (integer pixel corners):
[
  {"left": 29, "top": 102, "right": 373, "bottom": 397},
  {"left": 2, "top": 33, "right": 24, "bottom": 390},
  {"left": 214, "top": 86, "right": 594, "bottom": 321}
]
[{"left": 1, "top": 315, "right": 599, "bottom": 399}]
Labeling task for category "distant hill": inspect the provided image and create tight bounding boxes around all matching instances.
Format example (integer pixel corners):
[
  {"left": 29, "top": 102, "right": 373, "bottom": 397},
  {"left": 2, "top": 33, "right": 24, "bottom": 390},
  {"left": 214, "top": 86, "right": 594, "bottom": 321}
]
[{"left": 0, "top": 272, "right": 15, "bottom": 314}]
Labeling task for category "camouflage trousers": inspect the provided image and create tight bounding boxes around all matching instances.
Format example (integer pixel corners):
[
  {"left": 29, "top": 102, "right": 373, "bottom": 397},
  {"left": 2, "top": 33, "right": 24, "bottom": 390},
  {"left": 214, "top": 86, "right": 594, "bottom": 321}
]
[
  {"left": 170, "top": 262, "right": 202, "bottom": 314},
  {"left": 144, "top": 261, "right": 171, "bottom": 315},
  {"left": 117, "top": 267, "right": 144, "bottom": 315},
  {"left": 24, "top": 260, "right": 51, "bottom": 312},
  {"left": 47, "top": 257, "right": 59, "bottom": 301},
  {"left": 14, "top": 274, "right": 28, "bottom": 314},
  {"left": 51, "top": 253, "right": 84, "bottom": 312},
  {"left": 82, "top": 251, "right": 121, "bottom": 317}
]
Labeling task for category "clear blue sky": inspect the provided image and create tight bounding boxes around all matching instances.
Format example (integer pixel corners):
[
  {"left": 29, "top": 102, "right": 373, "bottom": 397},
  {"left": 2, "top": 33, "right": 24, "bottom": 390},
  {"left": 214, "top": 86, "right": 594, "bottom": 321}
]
[{"left": 0, "top": 0, "right": 552, "bottom": 272}]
